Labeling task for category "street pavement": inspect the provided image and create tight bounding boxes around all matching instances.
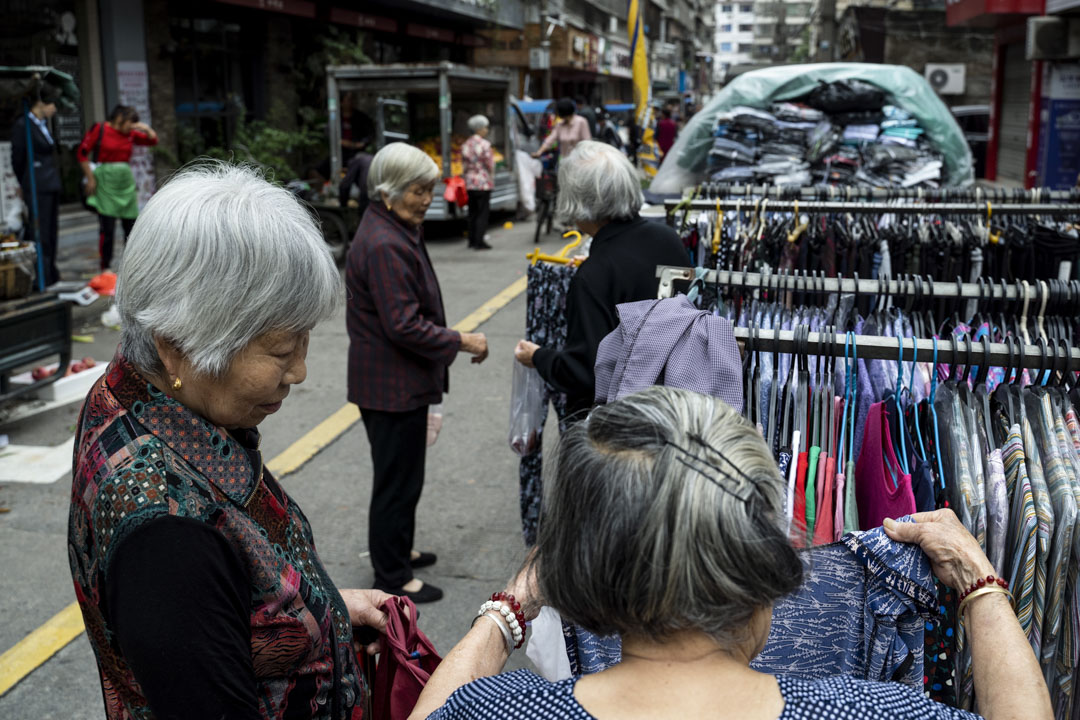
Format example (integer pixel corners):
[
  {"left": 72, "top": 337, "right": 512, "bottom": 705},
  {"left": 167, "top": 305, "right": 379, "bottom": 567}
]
[{"left": 0, "top": 212, "right": 566, "bottom": 717}]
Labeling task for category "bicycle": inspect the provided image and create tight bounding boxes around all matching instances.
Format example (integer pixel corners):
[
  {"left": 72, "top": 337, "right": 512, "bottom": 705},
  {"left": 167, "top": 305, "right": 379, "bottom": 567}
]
[{"left": 533, "top": 152, "right": 558, "bottom": 244}]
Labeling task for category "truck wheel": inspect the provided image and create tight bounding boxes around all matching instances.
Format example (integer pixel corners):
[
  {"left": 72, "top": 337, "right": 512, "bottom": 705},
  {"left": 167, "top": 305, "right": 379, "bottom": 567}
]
[{"left": 321, "top": 213, "right": 349, "bottom": 266}]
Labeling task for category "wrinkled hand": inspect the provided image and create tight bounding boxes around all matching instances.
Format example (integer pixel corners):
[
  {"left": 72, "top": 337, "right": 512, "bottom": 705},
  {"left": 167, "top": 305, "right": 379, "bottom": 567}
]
[
  {"left": 884, "top": 510, "right": 996, "bottom": 591},
  {"left": 514, "top": 340, "right": 539, "bottom": 368},
  {"left": 505, "top": 549, "right": 542, "bottom": 621},
  {"left": 84, "top": 177, "right": 97, "bottom": 196},
  {"left": 461, "top": 332, "right": 489, "bottom": 364},
  {"left": 340, "top": 588, "right": 394, "bottom": 655}
]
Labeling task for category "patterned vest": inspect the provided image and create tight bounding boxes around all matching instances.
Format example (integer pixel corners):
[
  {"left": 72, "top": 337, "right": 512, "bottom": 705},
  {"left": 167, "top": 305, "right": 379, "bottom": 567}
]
[{"left": 68, "top": 353, "right": 363, "bottom": 718}]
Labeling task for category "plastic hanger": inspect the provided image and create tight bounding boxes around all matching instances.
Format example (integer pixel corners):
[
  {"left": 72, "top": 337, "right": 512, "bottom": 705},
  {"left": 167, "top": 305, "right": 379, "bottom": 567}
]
[
  {"left": 929, "top": 335, "right": 946, "bottom": 491},
  {"left": 909, "top": 334, "right": 928, "bottom": 462},
  {"left": 894, "top": 336, "right": 910, "bottom": 477}
]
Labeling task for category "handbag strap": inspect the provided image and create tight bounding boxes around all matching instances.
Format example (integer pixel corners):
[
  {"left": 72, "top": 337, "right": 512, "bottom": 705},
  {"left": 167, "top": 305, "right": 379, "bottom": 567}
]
[{"left": 91, "top": 122, "right": 105, "bottom": 164}]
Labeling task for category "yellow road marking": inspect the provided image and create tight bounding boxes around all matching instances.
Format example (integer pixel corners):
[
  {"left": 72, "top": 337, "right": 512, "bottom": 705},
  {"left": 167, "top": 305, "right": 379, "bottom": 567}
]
[
  {"left": 0, "top": 274, "right": 528, "bottom": 698},
  {"left": 0, "top": 603, "right": 84, "bottom": 697}
]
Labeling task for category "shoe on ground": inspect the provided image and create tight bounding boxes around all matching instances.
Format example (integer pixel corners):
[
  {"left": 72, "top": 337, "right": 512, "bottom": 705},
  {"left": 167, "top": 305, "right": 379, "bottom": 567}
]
[
  {"left": 410, "top": 551, "right": 437, "bottom": 568},
  {"left": 377, "top": 581, "right": 444, "bottom": 604},
  {"left": 472, "top": 241, "right": 493, "bottom": 251}
]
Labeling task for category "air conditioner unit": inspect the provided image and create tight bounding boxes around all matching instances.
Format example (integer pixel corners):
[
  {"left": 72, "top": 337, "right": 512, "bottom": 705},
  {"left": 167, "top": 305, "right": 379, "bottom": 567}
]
[
  {"left": 1026, "top": 17, "right": 1080, "bottom": 60},
  {"left": 924, "top": 63, "right": 965, "bottom": 95}
]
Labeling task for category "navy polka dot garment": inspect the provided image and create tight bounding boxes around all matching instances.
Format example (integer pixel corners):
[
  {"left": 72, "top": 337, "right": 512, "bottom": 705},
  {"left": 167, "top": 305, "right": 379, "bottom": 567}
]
[{"left": 425, "top": 669, "right": 984, "bottom": 719}]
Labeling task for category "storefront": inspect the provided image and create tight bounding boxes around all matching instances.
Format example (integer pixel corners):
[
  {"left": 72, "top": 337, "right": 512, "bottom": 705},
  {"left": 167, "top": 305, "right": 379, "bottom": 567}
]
[{"left": 946, "top": 0, "right": 1045, "bottom": 186}]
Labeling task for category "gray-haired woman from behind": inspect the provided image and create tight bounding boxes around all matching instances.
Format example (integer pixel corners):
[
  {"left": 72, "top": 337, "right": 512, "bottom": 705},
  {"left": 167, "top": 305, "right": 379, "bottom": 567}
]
[
  {"left": 514, "top": 140, "right": 689, "bottom": 419},
  {"left": 462, "top": 114, "right": 494, "bottom": 250},
  {"left": 68, "top": 163, "right": 393, "bottom": 719},
  {"left": 409, "top": 387, "right": 1052, "bottom": 720}
]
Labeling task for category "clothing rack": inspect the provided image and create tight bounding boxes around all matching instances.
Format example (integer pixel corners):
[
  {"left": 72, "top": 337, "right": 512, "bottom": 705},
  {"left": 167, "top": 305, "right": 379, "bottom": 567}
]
[
  {"left": 727, "top": 327, "right": 1080, "bottom": 372},
  {"left": 695, "top": 183, "right": 1080, "bottom": 203},
  {"left": 655, "top": 267, "right": 1068, "bottom": 305},
  {"left": 663, "top": 199, "right": 1080, "bottom": 225}
]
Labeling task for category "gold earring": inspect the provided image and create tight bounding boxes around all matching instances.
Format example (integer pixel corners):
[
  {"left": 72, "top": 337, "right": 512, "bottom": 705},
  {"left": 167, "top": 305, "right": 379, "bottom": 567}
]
[{"left": 172, "top": 377, "right": 182, "bottom": 391}]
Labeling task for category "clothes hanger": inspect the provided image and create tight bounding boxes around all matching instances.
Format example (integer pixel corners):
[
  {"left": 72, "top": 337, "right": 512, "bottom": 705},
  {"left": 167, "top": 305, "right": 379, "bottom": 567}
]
[
  {"left": 894, "top": 336, "right": 910, "bottom": 477},
  {"left": 909, "top": 334, "right": 928, "bottom": 463},
  {"left": 929, "top": 335, "right": 947, "bottom": 492}
]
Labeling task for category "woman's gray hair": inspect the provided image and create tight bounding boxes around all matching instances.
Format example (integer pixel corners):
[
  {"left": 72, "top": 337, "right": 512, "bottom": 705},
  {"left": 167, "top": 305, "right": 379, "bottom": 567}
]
[
  {"left": 555, "top": 140, "right": 643, "bottom": 225},
  {"left": 367, "top": 142, "right": 440, "bottom": 203},
  {"left": 535, "top": 386, "right": 802, "bottom": 648},
  {"left": 115, "top": 162, "right": 341, "bottom": 378},
  {"left": 467, "top": 114, "right": 490, "bottom": 133}
]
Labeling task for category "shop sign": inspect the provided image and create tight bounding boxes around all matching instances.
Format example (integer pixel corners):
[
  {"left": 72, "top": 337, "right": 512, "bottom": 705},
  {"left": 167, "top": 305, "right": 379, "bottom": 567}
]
[
  {"left": 1036, "top": 63, "right": 1080, "bottom": 190},
  {"left": 945, "top": 0, "right": 1043, "bottom": 26},
  {"left": 116, "top": 61, "right": 156, "bottom": 209},
  {"left": 601, "top": 41, "right": 633, "bottom": 78},
  {"left": 406, "top": 23, "right": 456, "bottom": 43},
  {"left": 213, "top": 0, "right": 316, "bottom": 19},
  {"left": 329, "top": 8, "right": 396, "bottom": 33}
]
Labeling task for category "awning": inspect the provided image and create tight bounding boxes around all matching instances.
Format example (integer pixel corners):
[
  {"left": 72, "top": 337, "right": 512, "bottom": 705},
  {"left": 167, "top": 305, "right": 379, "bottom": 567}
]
[{"left": 513, "top": 99, "right": 554, "bottom": 114}]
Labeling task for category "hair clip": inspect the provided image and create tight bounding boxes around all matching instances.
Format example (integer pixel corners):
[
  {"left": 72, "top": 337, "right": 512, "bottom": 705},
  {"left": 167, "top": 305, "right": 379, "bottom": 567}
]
[{"left": 663, "top": 434, "right": 760, "bottom": 502}]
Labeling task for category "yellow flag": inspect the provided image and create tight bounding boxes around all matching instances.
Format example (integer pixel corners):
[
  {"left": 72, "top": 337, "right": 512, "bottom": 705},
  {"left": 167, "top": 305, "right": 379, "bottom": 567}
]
[{"left": 628, "top": 0, "right": 650, "bottom": 130}]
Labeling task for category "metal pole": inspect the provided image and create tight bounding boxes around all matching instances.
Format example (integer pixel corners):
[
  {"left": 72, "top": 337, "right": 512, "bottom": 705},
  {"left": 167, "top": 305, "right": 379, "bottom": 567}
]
[
  {"left": 327, "top": 72, "right": 341, "bottom": 183},
  {"left": 23, "top": 99, "right": 46, "bottom": 292},
  {"left": 662, "top": 199, "right": 1080, "bottom": 215},
  {"left": 540, "top": 0, "right": 552, "bottom": 99},
  {"left": 696, "top": 183, "right": 1080, "bottom": 203}
]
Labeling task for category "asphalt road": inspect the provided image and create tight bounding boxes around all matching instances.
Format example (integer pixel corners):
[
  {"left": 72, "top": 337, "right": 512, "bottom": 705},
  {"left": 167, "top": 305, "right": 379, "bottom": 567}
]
[{"left": 0, "top": 212, "right": 566, "bottom": 717}]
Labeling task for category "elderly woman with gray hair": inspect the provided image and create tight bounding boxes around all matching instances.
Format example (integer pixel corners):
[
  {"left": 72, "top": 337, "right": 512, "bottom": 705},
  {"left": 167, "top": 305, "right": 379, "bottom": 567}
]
[
  {"left": 68, "top": 163, "right": 393, "bottom": 719},
  {"left": 514, "top": 140, "right": 689, "bottom": 418},
  {"left": 409, "top": 386, "right": 1052, "bottom": 720},
  {"left": 347, "top": 142, "right": 489, "bottom": 604},
  {"left": 462, "top": 114, "right": 495, "bottom": 250}
]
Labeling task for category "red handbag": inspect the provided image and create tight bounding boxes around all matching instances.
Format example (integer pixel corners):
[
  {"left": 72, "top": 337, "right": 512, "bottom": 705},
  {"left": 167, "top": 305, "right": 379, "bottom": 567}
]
[
  {"left": 368, "top": 596, "right": 442, "bottom": 720},
  {"left": 442, "top": 176, "right": 468, "bottom": 208}
]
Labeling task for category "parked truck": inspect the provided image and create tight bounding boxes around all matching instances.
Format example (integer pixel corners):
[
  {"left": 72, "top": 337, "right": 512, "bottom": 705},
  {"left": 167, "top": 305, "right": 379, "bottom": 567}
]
[{"left": 326, "top": 62, "right": 519, "bottom": 221}]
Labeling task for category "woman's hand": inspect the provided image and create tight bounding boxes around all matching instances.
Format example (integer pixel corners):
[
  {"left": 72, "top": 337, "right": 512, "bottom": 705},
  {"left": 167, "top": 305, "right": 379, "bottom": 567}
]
[
  {"left": 84, "top": 175, "right": 97, "bottom": 196},
  {"left": 505, "top": 549, "right": 542, "bottom": 621},
  {"left": 514, "top": 340, "right": 539, "bottom": 368},
  {"left": 339, "top": 588, "right": 394, "bottom": 655},
  {"left": 883, "top": 509, "right": 996, "bottom": 591},
  {"left": 460, "top": 332, "right": 489, "bottom": 364},
  {"left": 531, "top": 151, "right": 542, "bottom": 159}
]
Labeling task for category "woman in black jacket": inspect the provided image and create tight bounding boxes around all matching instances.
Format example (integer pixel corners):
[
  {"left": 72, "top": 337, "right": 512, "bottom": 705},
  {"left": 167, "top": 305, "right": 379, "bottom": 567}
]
[{"left": 11, "top": 85, "right": 62, "bottom": 285}]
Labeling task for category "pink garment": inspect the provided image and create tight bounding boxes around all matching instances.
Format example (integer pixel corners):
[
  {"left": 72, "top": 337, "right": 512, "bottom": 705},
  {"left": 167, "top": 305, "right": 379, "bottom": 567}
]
[
  {"left": 813, "top": 456, "right": 837, "bottom": 546},
  {"left": 854, "top": 401, "right": 917, "bottom": 529},
  {"left": 537, "top": 114, "right": 592, "bottom": 157}
]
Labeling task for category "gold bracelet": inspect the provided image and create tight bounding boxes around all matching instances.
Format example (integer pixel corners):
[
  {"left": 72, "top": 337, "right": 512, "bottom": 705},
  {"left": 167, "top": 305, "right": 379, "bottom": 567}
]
[{"left": 958, "top": 586, "right": 1013, "bottom": 625}]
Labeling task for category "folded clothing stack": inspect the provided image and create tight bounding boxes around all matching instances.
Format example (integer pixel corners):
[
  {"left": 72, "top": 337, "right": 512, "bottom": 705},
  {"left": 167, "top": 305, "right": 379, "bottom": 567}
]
[{"left": 705, "top": 80, "right": 944, "bottom": 188}]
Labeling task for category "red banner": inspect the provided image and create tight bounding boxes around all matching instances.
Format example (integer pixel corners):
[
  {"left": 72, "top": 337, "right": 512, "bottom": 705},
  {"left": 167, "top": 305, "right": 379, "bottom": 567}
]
[
  {"left": 329, "top": 8, "right": 397, "bottom": 33},
  {"left": 213, "top": 0, "right": 315, "bottom": 19}
]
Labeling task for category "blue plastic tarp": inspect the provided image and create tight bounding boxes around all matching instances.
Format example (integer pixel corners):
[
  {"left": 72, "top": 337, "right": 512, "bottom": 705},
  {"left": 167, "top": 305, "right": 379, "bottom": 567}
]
[
  {"left": 514, "top": 99, "right": 554, "bottom": 115},
  {"left": 650, "top": 62, "right": 974, "bottom": 192}
]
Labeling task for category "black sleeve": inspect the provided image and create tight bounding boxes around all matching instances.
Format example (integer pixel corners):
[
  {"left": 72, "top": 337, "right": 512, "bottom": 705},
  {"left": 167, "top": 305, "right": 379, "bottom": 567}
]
[
  {"left": 11, "top": 118, "right": 27, "bottom": 185},
  {"left": 532, "top": 267, "right": 612, "bottom": 403},
  {"left": 106, "top": 516, "right": 261, "bottom": 720},
  {"left": 340, "top": 157, "right": 362, "bottom": 207}
]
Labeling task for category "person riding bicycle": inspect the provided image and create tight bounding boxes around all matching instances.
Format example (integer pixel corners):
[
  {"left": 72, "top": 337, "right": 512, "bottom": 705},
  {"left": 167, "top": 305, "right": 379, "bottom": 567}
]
[{"left": 531, "top": 98, "right": 591, "bottom": 161}]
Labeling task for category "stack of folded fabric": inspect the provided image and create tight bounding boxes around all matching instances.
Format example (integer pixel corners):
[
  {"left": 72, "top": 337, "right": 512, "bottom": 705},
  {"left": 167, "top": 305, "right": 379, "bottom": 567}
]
[{"left": 705, "top": 80, "right": 944, "bottom": 188}]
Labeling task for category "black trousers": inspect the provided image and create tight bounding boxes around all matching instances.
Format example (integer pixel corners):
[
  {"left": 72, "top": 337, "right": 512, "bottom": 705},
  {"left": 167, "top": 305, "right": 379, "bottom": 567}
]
[
  {"left": 361, "top": 405, "right": 428, "bottom": 589},
  {"left": 467, "top": 190, "right": 491, "bottom": 247},
  {"left": 31, "top": 191, "right": 60, "bottom": 286},
  {"left": 99, "top": 214, "right": 136, "bottom": 271}
]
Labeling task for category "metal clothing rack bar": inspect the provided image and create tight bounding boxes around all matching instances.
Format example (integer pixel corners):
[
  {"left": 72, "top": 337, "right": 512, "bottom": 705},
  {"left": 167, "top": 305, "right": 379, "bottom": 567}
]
[
  {"left": 663, "top": 199, "right": 1080, "bottom": 222},
  {"left": 656, "top": 268, "right": 1048, "bottom": 304},
  {"left": 696, "top": 183, "right": 1080, "bottom": 203},
  {"left": 732, "top": 328, "right": 1080, "bottom": 371}
]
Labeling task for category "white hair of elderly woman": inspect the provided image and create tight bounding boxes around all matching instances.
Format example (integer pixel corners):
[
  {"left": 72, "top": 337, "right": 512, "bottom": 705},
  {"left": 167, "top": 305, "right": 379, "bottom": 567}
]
[
  {"left": 115, "top": 162, "right": 341, "bottom": 378},
  {"left": 467, "top": 115, "right": 490, "bottom": 133},
  {"left": 367, "top": 142, "right": 441, "bottom": 203},
  {"left": 555, "top": 140, "right": 643, "bottom": 225}
]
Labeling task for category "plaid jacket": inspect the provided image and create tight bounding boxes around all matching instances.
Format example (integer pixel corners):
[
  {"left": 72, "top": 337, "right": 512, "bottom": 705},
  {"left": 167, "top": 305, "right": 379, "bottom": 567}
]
[{"left": 346, "top": 202, "right": 460, "bottom": 411}]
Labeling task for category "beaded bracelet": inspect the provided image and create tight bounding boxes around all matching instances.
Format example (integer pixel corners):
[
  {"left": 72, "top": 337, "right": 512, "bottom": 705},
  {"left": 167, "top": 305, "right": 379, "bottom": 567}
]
[
  {"left": 478, "top": 601, "right": 525, "bottom": 648},
  {"left": 491, "top": 592, "right": 528, "bottom": 635},
  {"left": 958, "top": 575, "right": 1009, "bottom": 604}
]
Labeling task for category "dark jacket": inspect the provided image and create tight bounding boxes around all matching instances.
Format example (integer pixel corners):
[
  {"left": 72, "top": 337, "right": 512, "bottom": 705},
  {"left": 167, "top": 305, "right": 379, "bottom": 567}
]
[
  {"left": 338, "top": 152, "right": 372, "bottom": 208},
  {"left": 11, "top": 114, "right": 61, "bottom": 194},
  {"left": 345, "top": 202, "right": 460, "bottom": 412},
  {"left": 532, "top": 215, "right": 690, "bottom": 417}
]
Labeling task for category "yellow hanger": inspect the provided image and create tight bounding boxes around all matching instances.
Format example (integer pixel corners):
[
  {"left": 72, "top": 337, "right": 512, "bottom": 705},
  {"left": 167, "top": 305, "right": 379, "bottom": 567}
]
[
  {"left": 712, "top": 199, "right": 723, "bottom": 255},
  {"left": 786, "top": 199, "right": 808, "bottom": 244},
  {"left": 987, "top": 201, "right": 1002, "bottom": 245},
  {"left": 525, "top": 230, "right": 585, "bottom": 265}
]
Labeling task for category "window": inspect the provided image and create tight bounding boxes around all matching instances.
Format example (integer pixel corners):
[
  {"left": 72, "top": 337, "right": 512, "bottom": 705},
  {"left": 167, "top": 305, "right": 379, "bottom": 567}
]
[
  {"left": 721, "top": 23, "right": 733, "bottom": 31},
  {"left": 721, "top": 4, "right": 734, "bottom": 11},
  {"left": 720, "top": 42, "right": 733, "bottom": 51},
  {"left": 738, "top": 43, "right": 754, "bottom": 53},
  {"left": 740, "top": 4, "right": 753, "bottom": 12},
  {"left": 738, "top": 23, "right": 753, "bottom": 31}
]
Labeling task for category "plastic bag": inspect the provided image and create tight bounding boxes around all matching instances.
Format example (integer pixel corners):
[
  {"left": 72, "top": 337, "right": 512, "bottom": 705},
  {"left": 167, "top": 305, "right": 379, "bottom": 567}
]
[
  {"left": 508, "top": 362, "right": 545, "bottom": 457},
  {"left": 805, "top": 79, "right": 887, "bottom": 113},
  {"left": 525, "top": 606, "right": 573, "bottom": 682},
  {"left": 426, "top": 404, "right": 443, "bottom": 447}
]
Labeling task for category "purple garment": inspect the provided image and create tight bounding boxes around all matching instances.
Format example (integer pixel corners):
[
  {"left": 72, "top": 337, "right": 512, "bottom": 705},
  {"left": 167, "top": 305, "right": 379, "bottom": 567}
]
[
  {"left": 593, "top": 296, "right": 743, "bottom": 412},
  {"left": 855, "top": 401, "right": 917, "bottom": 529}
]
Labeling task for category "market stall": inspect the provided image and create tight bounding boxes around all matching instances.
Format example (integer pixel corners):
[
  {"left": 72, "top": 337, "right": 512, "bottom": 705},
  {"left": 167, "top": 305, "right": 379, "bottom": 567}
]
[{"left": 649, "top": 63, "right": 974, "bottom": 195}]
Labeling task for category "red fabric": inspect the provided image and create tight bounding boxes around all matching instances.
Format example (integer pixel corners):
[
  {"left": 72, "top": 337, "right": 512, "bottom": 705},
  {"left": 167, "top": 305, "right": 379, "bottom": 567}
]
[
  {"left": 791, "top": 451, "right": 809, "bottom": 548},
  {"left": 370, "top": 596, "right": 442, "bottom": 720},
  {"left": 345, "top": 202, "right": 460, "bottom": 412},
  {"left": 655, "top": 118, "right": 678, "bottom": 154},
  {"left": 814, "top": 456, "right": 838, "bottom": 546},
  {"left": 76, "top": 122, "right": 157, "bottom": 163},
  {"left": 442, "top": 176, "right": 468, "bottom": 208}
]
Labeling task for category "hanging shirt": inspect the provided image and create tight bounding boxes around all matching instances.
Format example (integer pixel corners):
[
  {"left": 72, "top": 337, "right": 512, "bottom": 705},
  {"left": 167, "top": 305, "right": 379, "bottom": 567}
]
[
  {"left": 564, "top": 521, "right": 935, "bottom": 691},
  {"left": 1003, "top": 425, "right": 1039, "bottom": 638},
  {"left": 855, "top": 401, "right": 917, "bottom": 530},
  {"left": 985, "top": 449, "right": 1009, "bottom": 577}
]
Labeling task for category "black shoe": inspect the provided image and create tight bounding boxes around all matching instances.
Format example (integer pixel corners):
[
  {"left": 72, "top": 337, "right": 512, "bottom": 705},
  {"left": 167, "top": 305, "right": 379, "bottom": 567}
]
[
  {"left": 472, "top": 241, "right": 493, "bottom": 251},
  {"left": 410, "top": 551, "right": 437, "bottom": 568},
  {"left": 378, "top": 581, "right": 444, "bottom": 604}
]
